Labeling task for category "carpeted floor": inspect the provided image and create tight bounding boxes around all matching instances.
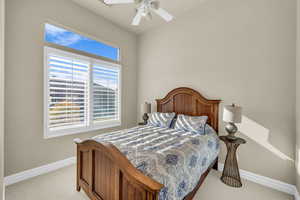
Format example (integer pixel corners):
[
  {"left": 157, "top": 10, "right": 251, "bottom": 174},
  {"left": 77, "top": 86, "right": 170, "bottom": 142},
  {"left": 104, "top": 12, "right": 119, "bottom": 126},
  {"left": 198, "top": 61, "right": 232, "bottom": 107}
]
[{"left": 5, "top": 165, "right": 293, "bottom": 200}]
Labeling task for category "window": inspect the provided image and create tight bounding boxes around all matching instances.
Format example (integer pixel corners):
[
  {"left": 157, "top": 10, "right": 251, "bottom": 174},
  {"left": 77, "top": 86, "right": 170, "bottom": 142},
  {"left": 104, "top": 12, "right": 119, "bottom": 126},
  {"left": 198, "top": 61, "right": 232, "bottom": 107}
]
[
  {"left": 44, "top": 26, "right": 121, "bottom": 138},
  {"left": 45, "top": 23, "right": 119, "bottom": 61}
]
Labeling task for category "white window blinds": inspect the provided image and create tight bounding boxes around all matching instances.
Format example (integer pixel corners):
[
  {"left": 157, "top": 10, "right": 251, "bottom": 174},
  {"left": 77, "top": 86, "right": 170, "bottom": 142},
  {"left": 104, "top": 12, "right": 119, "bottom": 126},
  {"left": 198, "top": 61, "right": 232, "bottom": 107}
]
[
  {"left": 93, "top": 64, "right": 120, "bottom": 123},
  {"left": 44, "top": 47, "right": 121, "bottom": 138},
  {"left": 48, "top": 54, "right": 90, "bottom": 131}
]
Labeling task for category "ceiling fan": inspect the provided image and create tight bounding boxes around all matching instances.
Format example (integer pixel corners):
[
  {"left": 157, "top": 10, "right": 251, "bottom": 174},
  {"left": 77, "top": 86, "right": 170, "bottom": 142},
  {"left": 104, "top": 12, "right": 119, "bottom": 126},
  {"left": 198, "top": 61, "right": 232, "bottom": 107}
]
[{"left": 103, "top": 0, "right": 174, "bottom": 26}]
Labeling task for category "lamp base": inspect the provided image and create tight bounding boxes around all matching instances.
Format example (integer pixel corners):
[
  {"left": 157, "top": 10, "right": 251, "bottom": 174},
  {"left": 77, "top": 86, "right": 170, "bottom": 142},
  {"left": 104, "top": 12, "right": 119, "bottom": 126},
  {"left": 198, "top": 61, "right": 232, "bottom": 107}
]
[
  {"left": 143, "top": 113, "right": 149, "bottom": 124},
  {"left": 225, "top": 122, "right": 238, "bottom": 140}
]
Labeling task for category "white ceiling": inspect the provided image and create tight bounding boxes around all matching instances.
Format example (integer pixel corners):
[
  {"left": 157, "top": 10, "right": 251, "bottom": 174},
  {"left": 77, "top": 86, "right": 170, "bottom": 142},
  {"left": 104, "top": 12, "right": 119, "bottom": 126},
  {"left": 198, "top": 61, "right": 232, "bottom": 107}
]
[{"left": 72, "top": 0, "right": 207, "bottom": 34}]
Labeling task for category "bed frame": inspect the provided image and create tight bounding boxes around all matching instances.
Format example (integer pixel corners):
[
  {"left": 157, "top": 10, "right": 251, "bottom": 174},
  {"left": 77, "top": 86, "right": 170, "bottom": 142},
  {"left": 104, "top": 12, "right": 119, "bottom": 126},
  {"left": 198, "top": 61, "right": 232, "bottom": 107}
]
[{"left": 75, "top": 87, "right": 221, "bottom": 200}]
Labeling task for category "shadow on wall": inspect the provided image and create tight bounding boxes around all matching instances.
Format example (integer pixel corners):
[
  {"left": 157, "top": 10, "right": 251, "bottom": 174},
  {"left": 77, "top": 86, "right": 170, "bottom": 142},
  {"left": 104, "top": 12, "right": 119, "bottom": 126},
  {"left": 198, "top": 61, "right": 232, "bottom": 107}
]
[{"left": 237, "top": 116, "right": 294, "bottom": 162}]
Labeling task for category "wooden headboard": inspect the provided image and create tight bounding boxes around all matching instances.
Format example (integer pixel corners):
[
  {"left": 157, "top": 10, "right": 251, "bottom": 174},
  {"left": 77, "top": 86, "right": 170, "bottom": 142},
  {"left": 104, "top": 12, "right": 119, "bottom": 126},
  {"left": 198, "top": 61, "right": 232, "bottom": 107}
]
[{"left": 156, "top": 87, "right": 221, "bottom": 133}]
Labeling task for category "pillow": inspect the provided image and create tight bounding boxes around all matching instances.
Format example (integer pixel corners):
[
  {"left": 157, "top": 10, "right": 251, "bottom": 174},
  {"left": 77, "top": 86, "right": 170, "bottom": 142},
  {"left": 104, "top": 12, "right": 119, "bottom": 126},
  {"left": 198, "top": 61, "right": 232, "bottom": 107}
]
[
  {"left": 174, "top": 114, "right": 208, "bottom": 134},
  {"left": 147, "top": 112, "right": 176, "bottom": 128}
]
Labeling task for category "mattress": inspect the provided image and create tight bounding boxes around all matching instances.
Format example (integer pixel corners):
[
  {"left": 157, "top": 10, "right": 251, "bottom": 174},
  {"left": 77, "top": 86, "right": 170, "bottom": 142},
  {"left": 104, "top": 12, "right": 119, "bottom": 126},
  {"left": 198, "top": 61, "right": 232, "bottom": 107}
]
[{"left": 93, "top": 125, "right": 220, "bottom": 200}]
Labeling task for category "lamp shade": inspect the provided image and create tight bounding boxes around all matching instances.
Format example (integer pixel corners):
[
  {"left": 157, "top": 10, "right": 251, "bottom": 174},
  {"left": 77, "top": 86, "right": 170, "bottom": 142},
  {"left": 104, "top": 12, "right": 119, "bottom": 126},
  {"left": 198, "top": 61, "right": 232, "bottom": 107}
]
[
  {"left": 141, "top": 102, "right": 151, "bottom": 114},
  {"left": 223, "top": 104, "right": 242, "bottom": 123}
]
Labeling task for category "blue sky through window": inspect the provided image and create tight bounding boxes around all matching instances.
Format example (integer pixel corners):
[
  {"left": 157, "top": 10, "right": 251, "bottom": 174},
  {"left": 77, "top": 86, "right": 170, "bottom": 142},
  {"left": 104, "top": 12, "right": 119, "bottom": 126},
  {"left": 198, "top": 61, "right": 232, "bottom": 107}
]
[{"left": 45, "top": 23, "right": 119, "bottom": 61}]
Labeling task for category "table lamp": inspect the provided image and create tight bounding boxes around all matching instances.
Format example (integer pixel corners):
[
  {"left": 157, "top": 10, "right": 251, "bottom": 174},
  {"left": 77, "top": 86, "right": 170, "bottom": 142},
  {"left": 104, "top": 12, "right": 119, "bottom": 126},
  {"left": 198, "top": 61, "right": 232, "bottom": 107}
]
[{"left": 223, "top": 104, "right": 242, "bottom": 140}]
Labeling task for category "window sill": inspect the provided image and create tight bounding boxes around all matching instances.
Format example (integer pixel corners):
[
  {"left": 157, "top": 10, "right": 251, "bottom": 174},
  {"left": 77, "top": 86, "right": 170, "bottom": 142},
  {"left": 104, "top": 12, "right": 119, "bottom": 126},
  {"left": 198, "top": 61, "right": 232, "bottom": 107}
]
[{"left": 44, "top": 121, "right": 121, "bottom": 139}]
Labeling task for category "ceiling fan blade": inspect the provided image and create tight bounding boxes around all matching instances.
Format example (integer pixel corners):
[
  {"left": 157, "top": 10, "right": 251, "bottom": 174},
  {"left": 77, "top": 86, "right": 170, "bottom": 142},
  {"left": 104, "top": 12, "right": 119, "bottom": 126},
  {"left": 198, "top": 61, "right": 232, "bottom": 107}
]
[
  {"left": 153, "top": 8, "right": 174, "bottom": 22},
  {"left": 132, "top": 10, "right": 143, "bottom": 26},
  {"left": 103, "top": 0, "right": 135, "bottom": 4}
]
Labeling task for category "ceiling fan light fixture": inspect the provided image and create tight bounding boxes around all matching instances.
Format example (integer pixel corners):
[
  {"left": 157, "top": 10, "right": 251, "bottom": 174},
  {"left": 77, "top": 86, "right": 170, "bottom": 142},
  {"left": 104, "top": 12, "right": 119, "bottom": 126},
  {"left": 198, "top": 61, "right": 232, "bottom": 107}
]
[
  {"left": 103, "top": 0, "right": 174, "bottom": 26},
  {"left": 141, "top": 10, "right": 148, "bottom": 17}
]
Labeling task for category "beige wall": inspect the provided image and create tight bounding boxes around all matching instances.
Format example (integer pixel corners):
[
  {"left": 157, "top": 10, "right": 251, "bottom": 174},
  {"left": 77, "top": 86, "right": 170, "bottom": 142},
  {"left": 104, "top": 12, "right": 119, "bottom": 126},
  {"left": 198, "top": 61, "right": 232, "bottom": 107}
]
[
  {"left": 0, "top": 0, "right": 4, "bottom": 198},
  {"left": 138, "top": 0, "right": 296, "bottom": 184},
  {"left": 5, "top": 0, "right": 138, "bottom": 176}
]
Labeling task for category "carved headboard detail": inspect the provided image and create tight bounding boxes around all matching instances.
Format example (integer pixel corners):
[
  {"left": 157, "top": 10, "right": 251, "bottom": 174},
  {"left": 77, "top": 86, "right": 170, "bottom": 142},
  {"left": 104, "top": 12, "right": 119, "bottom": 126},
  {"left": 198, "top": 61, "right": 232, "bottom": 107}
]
[{"left": 156, "top": 87, "right": 221, "bottom": 133}]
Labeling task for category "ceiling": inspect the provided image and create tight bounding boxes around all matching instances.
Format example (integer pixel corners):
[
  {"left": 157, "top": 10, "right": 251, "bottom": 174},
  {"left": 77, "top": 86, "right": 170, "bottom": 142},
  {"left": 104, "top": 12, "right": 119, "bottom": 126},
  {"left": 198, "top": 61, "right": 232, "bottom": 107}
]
[{"left": 72, "top": 0, "right": 207, "bottom": 34}]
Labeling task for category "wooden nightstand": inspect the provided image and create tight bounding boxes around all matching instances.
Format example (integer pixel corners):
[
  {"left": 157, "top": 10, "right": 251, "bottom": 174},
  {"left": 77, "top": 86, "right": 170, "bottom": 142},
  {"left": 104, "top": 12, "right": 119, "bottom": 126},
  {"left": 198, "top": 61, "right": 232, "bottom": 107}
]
[
  {"left": 138, "top": 122, "right": 147, "bottom": 125},
  {"left": 219, "top": 135, "right": 246, "bottom": 187}
]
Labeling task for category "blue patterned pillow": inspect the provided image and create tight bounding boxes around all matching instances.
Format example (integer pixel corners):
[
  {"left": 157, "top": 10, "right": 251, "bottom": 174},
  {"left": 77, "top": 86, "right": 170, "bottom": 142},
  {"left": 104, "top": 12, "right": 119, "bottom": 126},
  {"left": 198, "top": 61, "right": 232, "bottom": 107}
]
[
  {"left": 148, "top": 112, "right": 176, "bottom": 128},
  {"left": 174, "top": 114, "right": 208, "bottom": 134}
]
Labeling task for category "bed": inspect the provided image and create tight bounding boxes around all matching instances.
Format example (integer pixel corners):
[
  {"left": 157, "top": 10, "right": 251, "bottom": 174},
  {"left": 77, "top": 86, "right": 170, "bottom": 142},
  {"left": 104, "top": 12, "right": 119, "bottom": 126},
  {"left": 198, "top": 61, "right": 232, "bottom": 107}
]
[{"left": 75, "top": 87, "right": 221, "bottom": 200}]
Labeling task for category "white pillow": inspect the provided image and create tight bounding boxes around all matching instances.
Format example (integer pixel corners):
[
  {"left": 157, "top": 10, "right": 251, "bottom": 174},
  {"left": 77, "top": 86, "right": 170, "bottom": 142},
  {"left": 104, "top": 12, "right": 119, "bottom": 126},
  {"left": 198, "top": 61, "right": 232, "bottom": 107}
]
[
  {"left": 174, "top": 114, "right": 208, "bottom": 135},
  {"left": 147, "top": 112, "right": 176, "bottom": 128}
]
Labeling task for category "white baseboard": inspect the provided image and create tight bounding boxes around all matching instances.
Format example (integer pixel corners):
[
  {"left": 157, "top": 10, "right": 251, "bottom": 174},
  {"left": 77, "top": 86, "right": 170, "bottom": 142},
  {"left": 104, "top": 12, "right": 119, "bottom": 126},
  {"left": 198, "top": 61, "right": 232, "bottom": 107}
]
[
  {"left": 3, "top": 158, "right": 300, "bottom": 199},
  {"left": 218, "top": 163, "right": 299, "bottom": 199},
  {"left": 4, "top": 157, "right": 76, "bottom": 186}
]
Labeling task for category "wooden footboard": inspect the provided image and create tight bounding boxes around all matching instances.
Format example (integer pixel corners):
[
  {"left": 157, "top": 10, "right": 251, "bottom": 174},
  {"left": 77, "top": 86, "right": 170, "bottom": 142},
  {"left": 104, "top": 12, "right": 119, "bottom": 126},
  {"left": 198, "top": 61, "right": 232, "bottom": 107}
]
[
  {"left": 75, "top": 138, "right": 217, "bottom": 200},
  {"left": 75, "top": 139, "right": 164, "bottom": 200}
]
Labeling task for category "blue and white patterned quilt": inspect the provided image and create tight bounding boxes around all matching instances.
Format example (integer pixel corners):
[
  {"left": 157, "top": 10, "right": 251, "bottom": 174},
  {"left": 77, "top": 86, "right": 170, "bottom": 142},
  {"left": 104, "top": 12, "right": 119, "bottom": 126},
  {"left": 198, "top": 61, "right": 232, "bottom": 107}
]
[{"left": 93, "top": 125, "right": 220, "bottom": 200}]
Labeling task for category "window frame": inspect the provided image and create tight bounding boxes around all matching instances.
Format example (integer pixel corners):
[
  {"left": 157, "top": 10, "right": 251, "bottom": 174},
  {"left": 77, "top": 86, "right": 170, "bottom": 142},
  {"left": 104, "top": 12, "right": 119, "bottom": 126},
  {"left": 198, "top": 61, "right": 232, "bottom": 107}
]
[{"left": 44, "top": 46, "right": 122, "bottom": 139}]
